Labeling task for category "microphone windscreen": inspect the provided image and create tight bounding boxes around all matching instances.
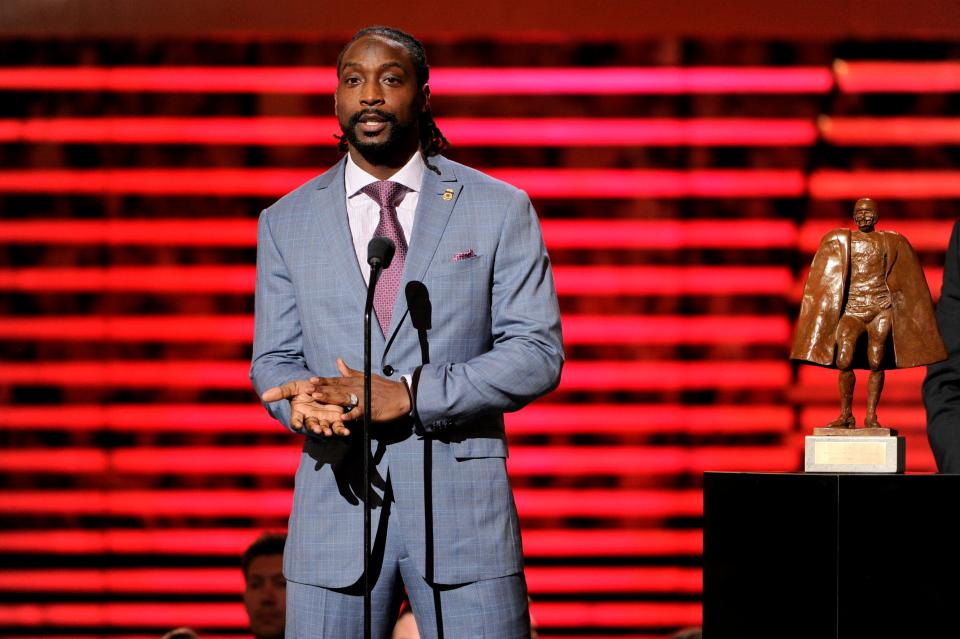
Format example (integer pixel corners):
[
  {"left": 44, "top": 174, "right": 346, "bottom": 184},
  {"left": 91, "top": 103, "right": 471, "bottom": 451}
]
[
  {"left": 367, "top": 236, "right": 395, "bottom": 269},
  {"left": 405, "top": 280, "right": 432, "bottom": 330}
]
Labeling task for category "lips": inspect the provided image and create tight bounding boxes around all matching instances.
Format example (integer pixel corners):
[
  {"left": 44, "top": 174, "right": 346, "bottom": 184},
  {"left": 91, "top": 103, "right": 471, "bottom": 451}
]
[{"left": 351, "top": 109, "right": 396, "bottom": 136}]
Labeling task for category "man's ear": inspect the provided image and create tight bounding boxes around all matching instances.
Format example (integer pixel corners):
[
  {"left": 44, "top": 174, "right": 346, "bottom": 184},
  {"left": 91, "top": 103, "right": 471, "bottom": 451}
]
[{"left": 420, "top": 83, "right": 431, "bottom": 113}]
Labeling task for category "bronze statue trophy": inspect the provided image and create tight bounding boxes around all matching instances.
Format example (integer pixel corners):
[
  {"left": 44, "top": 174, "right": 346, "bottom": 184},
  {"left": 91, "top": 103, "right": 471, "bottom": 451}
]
[{"left": 792, "top": 198, "right": 946, "bottom": 472}]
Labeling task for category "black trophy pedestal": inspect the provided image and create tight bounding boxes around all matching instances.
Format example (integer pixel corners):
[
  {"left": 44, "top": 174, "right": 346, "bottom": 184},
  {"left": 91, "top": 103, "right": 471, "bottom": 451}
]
[{"left": 703, "top": 472, "right": 960, "bottom": 639}]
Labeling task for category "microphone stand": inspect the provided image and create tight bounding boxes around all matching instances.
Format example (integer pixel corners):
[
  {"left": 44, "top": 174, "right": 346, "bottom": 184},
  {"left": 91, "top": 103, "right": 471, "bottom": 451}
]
[
  {"left": 405, "top": 281, "right": 443, "bottom": 638},
  {"left": 363, "top": 237, "right": 393, "bottom": 639}
]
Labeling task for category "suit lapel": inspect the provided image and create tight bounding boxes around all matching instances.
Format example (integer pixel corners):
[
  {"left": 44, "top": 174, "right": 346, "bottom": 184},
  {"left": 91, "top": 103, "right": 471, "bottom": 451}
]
[
  {"left": 385, "top": 156, "right": 462, "bottom": 344},
  {"left": 310, "top": 158, "right": 372, "bottom": 325}
]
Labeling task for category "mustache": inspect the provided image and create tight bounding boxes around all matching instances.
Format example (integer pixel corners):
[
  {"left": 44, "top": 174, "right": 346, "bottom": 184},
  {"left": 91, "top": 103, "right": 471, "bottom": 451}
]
[{"left": 348, "top": 108, "right": 398, "bottom": 128}]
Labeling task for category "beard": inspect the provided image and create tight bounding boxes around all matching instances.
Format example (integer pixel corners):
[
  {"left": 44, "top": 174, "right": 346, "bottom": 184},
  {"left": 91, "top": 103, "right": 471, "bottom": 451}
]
[{"left": 340, "top": 108, "right": 418, "bottom": 162}]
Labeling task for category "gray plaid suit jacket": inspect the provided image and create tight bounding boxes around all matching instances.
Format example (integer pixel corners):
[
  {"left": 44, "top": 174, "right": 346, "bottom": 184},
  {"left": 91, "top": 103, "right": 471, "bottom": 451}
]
[{"left": 250, "top": 154, "right": 563, "bottom": 588}]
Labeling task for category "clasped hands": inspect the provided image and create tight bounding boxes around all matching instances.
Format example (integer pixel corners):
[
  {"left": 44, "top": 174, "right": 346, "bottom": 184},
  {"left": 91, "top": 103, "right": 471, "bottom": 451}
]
[{"left": 260, "top": 358, "right": 412, "bottom": 438}]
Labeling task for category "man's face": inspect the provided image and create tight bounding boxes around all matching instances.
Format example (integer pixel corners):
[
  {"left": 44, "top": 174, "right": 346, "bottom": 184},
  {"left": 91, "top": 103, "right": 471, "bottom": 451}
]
[
  {"left": 853, "top": 199, "right": 878, "bottom": 231},
  {"left": 335, "top": 35, "right": 426, "bottom": 159},
  {"left": 243, "top": 554, "right": 285, "bottom": 639}
]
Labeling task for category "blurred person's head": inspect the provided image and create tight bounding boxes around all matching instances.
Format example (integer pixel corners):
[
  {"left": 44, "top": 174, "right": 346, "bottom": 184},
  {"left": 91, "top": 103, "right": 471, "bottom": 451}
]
[
  {"left": 160, "top": 628, "right": 200, "bottom": 639},
  {"left": 391, "top": 607, "right": 420, "bottom": 639},
  {"left": 241, "top": 532, "right": 286, "bottom": 639}
]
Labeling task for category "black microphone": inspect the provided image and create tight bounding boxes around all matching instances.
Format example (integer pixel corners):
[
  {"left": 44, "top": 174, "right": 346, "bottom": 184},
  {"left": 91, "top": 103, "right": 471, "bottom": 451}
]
[
  {"left": 406, "top": 281, "right": 431, "bottom": 368},
  {"left": 367, "top": 236, "right": 395, "bottom": 270},
  {"left": 405, "top": 281, "right": 432, "bottom": 331}
]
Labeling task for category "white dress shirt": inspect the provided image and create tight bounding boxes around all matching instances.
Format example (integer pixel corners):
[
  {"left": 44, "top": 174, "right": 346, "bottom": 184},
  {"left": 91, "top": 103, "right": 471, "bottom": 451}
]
[{"left": 344, "top": 151, "right": 425, "bottom": 283}]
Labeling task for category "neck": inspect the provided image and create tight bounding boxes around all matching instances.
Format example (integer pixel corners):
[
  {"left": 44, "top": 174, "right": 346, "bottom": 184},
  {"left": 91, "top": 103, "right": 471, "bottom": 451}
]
[{"left": 348, "top": 141, "right": 420, "bottom": 181}]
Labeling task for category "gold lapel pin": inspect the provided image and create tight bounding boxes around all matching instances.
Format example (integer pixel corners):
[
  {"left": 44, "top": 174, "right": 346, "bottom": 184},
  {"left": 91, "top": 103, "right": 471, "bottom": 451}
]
[{"left": 442, "top": 188, "right": 454, "bottom": 201}]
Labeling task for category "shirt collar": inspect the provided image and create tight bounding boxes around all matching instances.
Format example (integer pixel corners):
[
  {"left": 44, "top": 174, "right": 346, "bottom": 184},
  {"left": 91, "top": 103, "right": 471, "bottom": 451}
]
[{"left": 345, "top": 150, "right": 425, "bottom": 199}]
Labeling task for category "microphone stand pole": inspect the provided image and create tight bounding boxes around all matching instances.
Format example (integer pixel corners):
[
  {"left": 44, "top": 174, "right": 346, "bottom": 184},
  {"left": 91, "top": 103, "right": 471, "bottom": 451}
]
[
  {"left": 363, "top": 263, "right": 383, "bottom": 639},
  {"left": 405, "top": 282, "right": 443, "bottom": 638}
]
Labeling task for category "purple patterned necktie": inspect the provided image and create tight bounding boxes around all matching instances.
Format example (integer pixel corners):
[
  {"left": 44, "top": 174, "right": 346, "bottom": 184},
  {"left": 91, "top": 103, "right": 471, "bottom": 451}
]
[{"left": 360, "top": 180, "right": 410, "bottom": 335}]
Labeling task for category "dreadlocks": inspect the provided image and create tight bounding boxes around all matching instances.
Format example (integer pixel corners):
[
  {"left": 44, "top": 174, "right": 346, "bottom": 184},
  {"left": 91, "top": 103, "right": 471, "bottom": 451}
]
[{"left": 335, "top": 26, "right": 449, "bottom": 159}]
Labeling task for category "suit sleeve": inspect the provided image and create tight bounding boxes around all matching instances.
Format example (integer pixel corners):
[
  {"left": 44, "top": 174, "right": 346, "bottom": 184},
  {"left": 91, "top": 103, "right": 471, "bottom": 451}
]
[
  {"left": 413, "top": 189, "right": 564, "bottom": 431},
  {"left": 924, "top": 220, "right": 960, "bottom": 472},
  {"left": 249, "top": 209, "right": 313, "bottom": 431}
]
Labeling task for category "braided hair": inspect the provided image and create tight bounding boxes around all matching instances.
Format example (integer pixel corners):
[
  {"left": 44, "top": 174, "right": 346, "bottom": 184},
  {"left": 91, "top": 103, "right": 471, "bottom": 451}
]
[{"left": 335, "top": 26, "right": 449, "bottom": 159}]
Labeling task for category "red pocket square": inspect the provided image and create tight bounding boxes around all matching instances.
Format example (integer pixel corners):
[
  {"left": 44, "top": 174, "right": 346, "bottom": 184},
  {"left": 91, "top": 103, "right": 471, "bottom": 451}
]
[{"left": 452, "top": 249, "right": 476, "bottom": 262}]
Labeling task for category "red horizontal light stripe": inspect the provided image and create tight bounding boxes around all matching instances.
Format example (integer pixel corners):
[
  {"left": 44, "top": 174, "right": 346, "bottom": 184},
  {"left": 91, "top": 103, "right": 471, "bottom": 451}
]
[
  {"left": 793, "top": 366, "right": 929, "bottom": 403},
  {"left": 508, "top": 404, "right": 792, "bottom": 435},
  {"left": 1, "top": 636, "right": 250, "bottom": 639},
  {"left": 494, "top": 168, "right": 805, "bottom": 198},
  {"left": 558, "top": 361, "right": 790, "bottom": 391},
  {"left": 0, "top": 568, "right": 241, "bottom": 594},
  {"left": 836, "top": 61, "right": 960, "bottom": 93},
  {"left": 0, "top": 445, "right": 796, "bottom": 475},
  {"left": 543, "top": 219, "right": 797, "bottom": 249},
  {"left": 0, "top": 219, "right": 258, "bottom": 246},
  {"left": 0, "top": 314, "right": 789, "bottom": 345},
  {"left": 810, "top": 171, "right": 960, "bottom": 199},
  {"left": 531, "top": 601, "right": 701, "bottom": 628},
  {"left": 0, "top": 528, "right": 266, "bottom": 555},
  {"left": 0, "top": 265, "right": 793, "bottom": 295},
  {"left": 0, "top": 360, "right": 251, "bottom": 388},
  {"left": 555, "top": 266, "right": 794, "bottom": 295},
  {"left": 0, "top": 528, "right": 702, "bottom": 557},
  {"left": 798, "top": 220, "right": 954, "bottom": 252},
  {"left": 0, "top": 489, "right": 701, "bottom": 518},
  {"left": 517, "top": 489, "right": 698, "bottom": 518},
  {"left": 0, "top": 403, "right": 792, "bottom": 435},
  {"left": 0, "top": 168, "right": 806, "bottom": 198},
  {"left": 0, "top": 116, "right": 816, "bottom": 146},
  {"left": 562, "top": 315, "right": 790, "bottom": 344},
  {"left": 528, "top": 567, "right": 701, "bottom": 594},
  {"left": 0, "top": 66, "right": 832, "bottom": 94},
  {"left": 0, "top": 403, "right": 274, "bottom": 432},
  {"left": 0, "top": 566, "right": 700, "bottom": 595},
  {"left": 0, "top": 602, "right": 245, "bottom": 627},
  {"left": 820, "top": 117, "right": 960, "bottom": 145},
  {"left": 0, "top": 218, "right": 799, "bottom": 249},
  {"left": 0, "top": 600, "right": 699, "bottom": 629},
  {"left": 523, "top": 529, "right": 702, "bottom": 556},
  {"left": 0, "top": 359, "right": 790, "bottom": 391},
  {"left": 0, "top": 266, "right": 254, "bottom": 293},
  {"left": 0, "top": 315, "right": 254, "bottom": 341}
]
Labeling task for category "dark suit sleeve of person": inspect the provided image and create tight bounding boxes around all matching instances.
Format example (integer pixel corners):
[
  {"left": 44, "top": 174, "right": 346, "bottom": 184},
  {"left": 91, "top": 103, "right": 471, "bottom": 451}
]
[
  {"left": 923, "top": 220, "right": 960, "bottom": 473},
  {"left": 249, "top": 208, "right": 313, "bottom": 431},
  {"left": 414, "top": 189, "right": 564, "bottom": 431}
]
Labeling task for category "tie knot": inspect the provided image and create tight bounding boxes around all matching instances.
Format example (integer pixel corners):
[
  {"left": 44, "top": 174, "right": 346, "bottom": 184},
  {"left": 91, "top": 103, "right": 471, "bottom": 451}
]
[{"left": 360, "top": 180, "right": 409, "bottom": 209}]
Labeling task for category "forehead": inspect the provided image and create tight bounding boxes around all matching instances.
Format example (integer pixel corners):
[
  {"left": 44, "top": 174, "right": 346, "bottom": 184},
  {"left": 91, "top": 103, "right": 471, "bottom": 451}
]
[
  {"left": 340, "top": 35, "right": 415, "bottom": 72},
  {"left": 855, "top": 201, "right": 877, "bottom": 211},
  {"left": 246, "top": 553, "right": 283, "bottom": 578}
]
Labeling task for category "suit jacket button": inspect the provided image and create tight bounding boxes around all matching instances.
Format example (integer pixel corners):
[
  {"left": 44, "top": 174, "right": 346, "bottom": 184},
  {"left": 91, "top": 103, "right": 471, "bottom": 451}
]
[{"left": 382, "top": 365, "right": 395, "bottom": 376}]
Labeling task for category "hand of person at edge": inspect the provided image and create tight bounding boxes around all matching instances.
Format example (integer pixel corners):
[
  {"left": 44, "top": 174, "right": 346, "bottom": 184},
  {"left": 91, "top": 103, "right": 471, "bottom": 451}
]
[{"left": 261, "top": 379, "right": 352, "bottom": 437}]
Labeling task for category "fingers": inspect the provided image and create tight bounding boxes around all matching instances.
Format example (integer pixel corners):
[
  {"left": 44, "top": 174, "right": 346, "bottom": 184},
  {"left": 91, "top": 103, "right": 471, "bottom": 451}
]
[
  {"left": 261, "top": 381, "right": 295, "bottom": 403},
  {"left": 310, "top": 389, "right": 359, "bottom": 411},
  {"left": 293, "top": 400, "right": 353, "bottom": 438},
  {"left": 262, "top": 379, "right": 313, "bottom": 403},
  {"left": 336, "top": 357, "right": 361, "bottom": 378}
]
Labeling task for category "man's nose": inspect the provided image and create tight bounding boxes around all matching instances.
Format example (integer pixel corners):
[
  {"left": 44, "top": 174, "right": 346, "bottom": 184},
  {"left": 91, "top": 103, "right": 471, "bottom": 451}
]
[
  {"left": 259, "top": 585, "right": 278, "bottom": 604},
  {"left": 360, "top": 82, "right": 384, "bottom": 106}
]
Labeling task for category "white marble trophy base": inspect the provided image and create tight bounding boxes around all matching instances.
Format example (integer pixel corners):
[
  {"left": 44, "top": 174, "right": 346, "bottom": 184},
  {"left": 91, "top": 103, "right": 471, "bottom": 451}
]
[{"left": 804, "top": 428, "right": 904, "bottom": 473}]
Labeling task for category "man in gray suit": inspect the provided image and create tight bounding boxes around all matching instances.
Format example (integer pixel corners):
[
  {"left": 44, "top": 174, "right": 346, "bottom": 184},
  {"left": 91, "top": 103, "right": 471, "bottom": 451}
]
[{"left": 250, "top": 26, "right": 563, "bottom": 638}]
